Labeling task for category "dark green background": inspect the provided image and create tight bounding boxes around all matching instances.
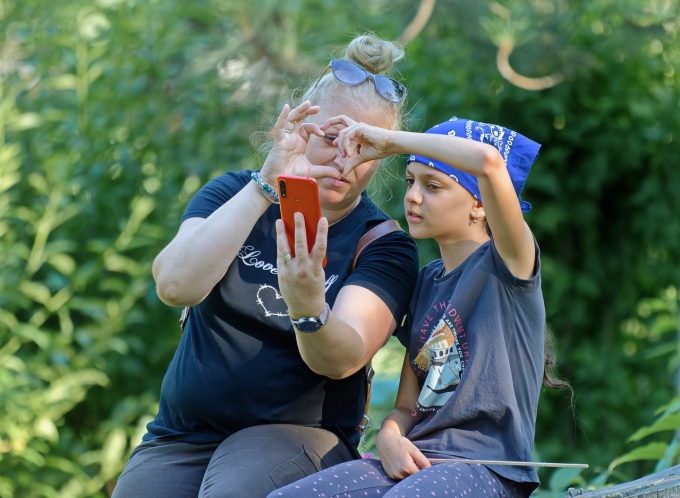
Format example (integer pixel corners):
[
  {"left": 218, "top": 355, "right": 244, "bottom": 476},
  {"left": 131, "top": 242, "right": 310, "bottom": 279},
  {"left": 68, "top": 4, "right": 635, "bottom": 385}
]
[{"left": 1, "top": 0, "right": 679, "bottom": 495}]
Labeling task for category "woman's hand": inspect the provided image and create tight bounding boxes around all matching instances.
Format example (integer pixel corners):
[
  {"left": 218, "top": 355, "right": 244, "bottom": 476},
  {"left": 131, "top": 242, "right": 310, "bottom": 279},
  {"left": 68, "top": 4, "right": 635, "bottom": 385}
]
[
  {"left": 321, "top": 116, "right": 396, "bottom": 176},
  {"left": 275, "top": 212, "right": 328, "bottom": 318},
  {"left": 376, "top": 427, "right": 431, "bottom": 480},
  {"left": 261, "top": 102, "right": 343, "bottom": 188}
]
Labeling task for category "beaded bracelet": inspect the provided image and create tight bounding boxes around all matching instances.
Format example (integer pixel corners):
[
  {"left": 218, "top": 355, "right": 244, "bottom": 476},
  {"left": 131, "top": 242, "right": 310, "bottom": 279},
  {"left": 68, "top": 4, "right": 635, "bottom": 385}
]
[{"left": 251, "top": 171, "right": 280, "bottom": 204}]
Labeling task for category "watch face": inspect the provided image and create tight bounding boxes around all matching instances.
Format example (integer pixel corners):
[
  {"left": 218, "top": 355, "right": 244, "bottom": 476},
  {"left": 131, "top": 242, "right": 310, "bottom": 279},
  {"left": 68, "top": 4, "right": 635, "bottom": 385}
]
[
  {"left": 295, "top": 319, "right": 322, "bottom": 333},
  {"left": 291, "top": 303, "right": 330, "bottom": 333}
]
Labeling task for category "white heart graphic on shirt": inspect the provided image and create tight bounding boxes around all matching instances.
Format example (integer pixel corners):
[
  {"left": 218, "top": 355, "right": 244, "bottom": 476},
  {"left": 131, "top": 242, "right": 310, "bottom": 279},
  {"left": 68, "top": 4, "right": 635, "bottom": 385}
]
[{"left": 256, "top": 284, "right": 289, "bottom": 318}]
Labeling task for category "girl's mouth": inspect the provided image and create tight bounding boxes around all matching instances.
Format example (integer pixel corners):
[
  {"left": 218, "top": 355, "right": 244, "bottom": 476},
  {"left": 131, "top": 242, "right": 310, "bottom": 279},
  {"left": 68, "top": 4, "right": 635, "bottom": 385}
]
[{"left": 406, "top": 210, "right": 423, "bottom": 222}]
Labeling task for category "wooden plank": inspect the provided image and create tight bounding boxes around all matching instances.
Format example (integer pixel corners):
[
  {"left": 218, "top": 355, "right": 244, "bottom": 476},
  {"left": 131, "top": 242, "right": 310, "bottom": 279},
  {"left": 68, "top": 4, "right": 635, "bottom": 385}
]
[{"left": 568, "top": 465, "right": 680, "bottom": 497}]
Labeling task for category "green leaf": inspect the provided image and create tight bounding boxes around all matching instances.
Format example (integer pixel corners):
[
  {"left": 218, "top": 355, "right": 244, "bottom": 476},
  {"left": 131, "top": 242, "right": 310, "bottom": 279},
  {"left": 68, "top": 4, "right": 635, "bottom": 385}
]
[
  {"left": 549, "top": 467, "right": 584, "bottom": 492},
  {"left": 589, "top": 471, "right": 611, "bottom": 488},
  {"left": 655, "top": 396, "right": 680, "bottom": 416},
  {"left": 0, "top": 475, "right": 16, "bottom": 498},
  {"left": 33, "top": 416, "right": 59, "bottom": 443},
  {"left": 47, "top": 253, "right": 76, "bottom": 275},
  {"left": 15, "top": 324, "right": 50, "bottom": 350},
  {"left": 100, "top": 427, "right": 127, "bottom": 479},
  {"left": 608, "top": 442, "right": 668, "bottom": 473},
  {"left": 629, "top": 413, "right": 680, "bottom": 442},
  {"left": 654, "top": 437, "right": 678, "bottom": 472},
  {"left": 7, "top": 112, "right": 42, "bottom": 132},
  {"left": 19, "top": 280, "right": 51, "bottom": 304}
]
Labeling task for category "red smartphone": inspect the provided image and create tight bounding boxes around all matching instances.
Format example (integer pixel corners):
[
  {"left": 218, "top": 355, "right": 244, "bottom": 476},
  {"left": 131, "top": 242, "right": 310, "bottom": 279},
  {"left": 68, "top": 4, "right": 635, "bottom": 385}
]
[{"left": 278, "top": 175, "right": 326, "bottom": 267}]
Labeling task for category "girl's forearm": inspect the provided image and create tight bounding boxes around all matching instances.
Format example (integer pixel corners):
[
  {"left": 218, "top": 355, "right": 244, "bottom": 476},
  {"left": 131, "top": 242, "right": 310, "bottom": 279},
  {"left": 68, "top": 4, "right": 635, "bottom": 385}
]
[
  {"left": 380, "top": 406, "right": 413, "bottom": 437},
  {"left": 390, "top": 130, "right": 504, "bottom": 177}
]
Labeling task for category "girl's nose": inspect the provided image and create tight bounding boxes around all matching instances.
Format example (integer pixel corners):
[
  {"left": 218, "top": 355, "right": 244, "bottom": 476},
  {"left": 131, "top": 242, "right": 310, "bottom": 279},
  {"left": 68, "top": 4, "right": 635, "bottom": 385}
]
[{"left": 404, "top": 184, "right": 422, "bottom": 204}]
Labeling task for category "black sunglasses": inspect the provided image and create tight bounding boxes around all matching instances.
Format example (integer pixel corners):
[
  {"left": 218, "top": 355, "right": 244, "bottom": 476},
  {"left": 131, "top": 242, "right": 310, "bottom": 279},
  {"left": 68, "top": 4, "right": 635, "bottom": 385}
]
[{"left": 311, "top": 59, "right": 408, "bottom": 103}]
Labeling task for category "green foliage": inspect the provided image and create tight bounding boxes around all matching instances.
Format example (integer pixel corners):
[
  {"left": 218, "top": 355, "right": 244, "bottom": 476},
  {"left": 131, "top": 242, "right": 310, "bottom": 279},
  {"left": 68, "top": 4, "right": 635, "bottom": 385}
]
[
  {"left": 607, "top": 286, "right": 680, "bottom": 476},
  {"left": 534, "top": 285, "right": 679, "bottom": 494},
  {"left": 1, "top": 0, "right": 680, "bottom": 495}
]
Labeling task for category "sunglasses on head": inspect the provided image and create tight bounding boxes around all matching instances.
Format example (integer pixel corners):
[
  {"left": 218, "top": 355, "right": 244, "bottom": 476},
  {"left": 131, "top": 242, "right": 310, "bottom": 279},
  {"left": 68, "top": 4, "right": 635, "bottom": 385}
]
[{"left": 312, "top": 59, "right": 408, "bottom": 103}]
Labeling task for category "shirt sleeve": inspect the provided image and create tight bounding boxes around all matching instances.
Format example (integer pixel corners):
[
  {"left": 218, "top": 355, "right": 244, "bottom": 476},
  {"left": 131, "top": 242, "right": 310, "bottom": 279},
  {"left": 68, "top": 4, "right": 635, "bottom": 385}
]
[
  {"left": 181, "top": 171, "right": 251, "bottom": 222},
  {"left": 486, "top": 237, "right": 541, "bottom": 291},
  {"left": 344, "top": 229, "right": 419, "bottom": 323},
  {"left": 395, "top": 310, "right": 412, "bottom": 349}
]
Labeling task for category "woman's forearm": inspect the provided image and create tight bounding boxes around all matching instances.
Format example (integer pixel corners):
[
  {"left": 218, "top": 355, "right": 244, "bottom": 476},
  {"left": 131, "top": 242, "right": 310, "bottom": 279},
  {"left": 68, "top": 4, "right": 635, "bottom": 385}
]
[
  {"left": 291, "top": 285, "right": 397, "bottom": 379},
  {"left": 294, "top": 313, "right": 372, "bottom": 379},
  {"left": 153, "top": 180, "right": 272, "bottom": 307}
]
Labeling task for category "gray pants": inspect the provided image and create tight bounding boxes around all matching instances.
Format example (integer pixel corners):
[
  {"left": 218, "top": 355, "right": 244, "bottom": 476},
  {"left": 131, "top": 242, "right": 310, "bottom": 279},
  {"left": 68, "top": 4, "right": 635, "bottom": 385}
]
[{"left": 112, "top": 424, "right": 356, "bottom": 498}]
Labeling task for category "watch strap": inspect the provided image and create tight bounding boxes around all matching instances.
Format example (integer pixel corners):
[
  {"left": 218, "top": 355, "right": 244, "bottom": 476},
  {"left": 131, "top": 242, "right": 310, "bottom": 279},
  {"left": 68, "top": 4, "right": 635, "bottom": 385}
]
[{"left": 291, "top": 303, "right": 331, "bottom": 333}]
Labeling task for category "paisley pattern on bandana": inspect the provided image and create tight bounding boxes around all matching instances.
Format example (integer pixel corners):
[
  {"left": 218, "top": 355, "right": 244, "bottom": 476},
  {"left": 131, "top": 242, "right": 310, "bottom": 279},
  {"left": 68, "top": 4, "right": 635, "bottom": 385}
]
[{"left": 407, "top": 116, "right": 541, "bottom": 213}]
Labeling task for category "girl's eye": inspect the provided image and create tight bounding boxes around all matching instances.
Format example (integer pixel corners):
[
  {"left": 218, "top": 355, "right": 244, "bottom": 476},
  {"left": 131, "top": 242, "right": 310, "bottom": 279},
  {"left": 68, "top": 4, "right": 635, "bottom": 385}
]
[
  {"left": 324, "top": 135, "right": 337, "bottom": 144},
  {"left": 428, "top": 184, "right": 441, "bottom": 191},
  {"left": 405, "top": 178, "right": 414, "bottom": 187}
]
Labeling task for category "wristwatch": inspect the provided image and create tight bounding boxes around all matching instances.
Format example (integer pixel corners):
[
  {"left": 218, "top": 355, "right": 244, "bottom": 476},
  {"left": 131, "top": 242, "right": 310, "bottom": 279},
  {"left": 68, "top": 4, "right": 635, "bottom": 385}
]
[{"left": 291, "top": 303, "right": 331, "bottom": 333}]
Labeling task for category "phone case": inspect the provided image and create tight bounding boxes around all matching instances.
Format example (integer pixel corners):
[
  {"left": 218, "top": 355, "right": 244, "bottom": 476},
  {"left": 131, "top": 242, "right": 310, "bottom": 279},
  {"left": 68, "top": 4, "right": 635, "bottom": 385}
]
[{"left": 278, "top": 175, "right": 327, "bottom": 267}]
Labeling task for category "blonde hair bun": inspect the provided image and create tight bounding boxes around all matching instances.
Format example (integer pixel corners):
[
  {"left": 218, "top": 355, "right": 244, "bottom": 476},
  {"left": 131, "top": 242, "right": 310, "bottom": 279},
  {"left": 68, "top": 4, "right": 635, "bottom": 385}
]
[{"left": 343, "top": 33, "right": 405, "bottom": 75}]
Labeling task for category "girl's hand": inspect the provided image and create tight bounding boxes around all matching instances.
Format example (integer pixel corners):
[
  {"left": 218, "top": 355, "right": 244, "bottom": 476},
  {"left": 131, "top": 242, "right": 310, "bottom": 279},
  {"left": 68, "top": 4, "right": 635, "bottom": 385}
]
[
  {"left": 321, "top": 116, "right": 396, "bottom": 176},
  {"left": 261, "top": 102, "right": 343, "bottom": 188},
  {"left": 376, "top": 428, "right": 431, "bottom": 480},
  {"left": 275, "top": 213, "right": 328, "bottom": 318}
]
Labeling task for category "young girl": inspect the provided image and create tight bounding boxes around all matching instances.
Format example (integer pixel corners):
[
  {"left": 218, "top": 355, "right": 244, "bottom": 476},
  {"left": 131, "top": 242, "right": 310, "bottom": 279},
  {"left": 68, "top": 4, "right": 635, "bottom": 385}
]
[{"left": 269, "top": 116, "right": 567, "bottom": 498}]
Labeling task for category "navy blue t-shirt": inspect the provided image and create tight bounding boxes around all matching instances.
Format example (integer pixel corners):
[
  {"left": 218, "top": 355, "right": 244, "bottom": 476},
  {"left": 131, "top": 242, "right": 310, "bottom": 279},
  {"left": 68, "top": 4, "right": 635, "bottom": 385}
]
[
  {"left": 397, "top": 239, "right": 545, "bottom": 488},
  {"left": 145, "top": 170, "right": 419, "bottom": 449}
]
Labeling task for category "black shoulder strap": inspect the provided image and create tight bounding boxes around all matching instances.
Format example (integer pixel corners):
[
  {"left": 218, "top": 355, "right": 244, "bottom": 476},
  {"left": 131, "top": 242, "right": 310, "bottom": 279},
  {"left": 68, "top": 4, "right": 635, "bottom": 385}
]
[
  {"left": 350, "top": 219, "right": 402, "bottom": 273},
  {"left": 352, "top": 220, "right": 404, "bottom": 437}
]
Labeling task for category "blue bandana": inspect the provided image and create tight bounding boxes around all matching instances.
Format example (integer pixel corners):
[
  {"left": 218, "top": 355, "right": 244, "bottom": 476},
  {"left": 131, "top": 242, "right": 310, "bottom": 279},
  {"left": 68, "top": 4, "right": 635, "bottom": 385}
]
[{"left": 406, "top": 117, "right": 541, "bottom": 212}]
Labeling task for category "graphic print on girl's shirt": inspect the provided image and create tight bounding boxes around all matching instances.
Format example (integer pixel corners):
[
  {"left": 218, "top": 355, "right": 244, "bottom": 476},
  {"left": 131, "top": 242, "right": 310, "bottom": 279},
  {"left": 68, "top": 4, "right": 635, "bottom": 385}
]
[{"left": 413, "top": 301, "right": 469, "bottom": 422}]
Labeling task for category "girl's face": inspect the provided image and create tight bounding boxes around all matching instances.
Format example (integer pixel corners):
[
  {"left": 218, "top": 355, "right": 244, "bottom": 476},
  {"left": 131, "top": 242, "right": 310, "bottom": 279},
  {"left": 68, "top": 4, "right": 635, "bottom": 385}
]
[
  {"left": 305, "top": 98, "right": 392, "bottom": 211},
  {"left": 404, "top": 162, "right": 479, "bottom": 242}
]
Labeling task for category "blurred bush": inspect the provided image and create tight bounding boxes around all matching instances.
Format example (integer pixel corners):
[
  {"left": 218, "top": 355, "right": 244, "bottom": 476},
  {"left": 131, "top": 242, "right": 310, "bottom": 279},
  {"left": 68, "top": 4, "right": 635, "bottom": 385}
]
[{"left": 1, "top": 0, "right": 679, "bottom": 495}]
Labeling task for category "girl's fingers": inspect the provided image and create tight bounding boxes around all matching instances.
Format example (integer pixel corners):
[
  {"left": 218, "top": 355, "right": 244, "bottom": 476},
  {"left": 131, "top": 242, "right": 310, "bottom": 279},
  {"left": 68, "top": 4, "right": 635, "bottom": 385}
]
[
  {"left": 311, "top": 218, "right": 329, "bottom": 268},
  {"left": 319, "top": 114, "right": 357, "bottom": 131},
  {"left": 404, "top": 458, "right": 421, "bottom": 475},
  {"left": 384, "top": 457, "right": 419, "bottom": 481},
  {"left": 336, "top": 123, "right": 359, "bottom": 158},
  {"left": 341, "top": 155, "right": 365, "bottom": 176},
  {"left": 410, "top": 449, "right": 432, "bottom": 470}
]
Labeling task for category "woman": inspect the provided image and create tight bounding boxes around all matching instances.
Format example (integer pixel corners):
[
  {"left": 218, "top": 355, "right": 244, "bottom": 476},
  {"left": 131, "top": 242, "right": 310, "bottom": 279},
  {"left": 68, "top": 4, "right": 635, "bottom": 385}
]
[
  {"left": 112, "top": 34, "right": 419, "bottom": 498},
  {"left": 270, "top": 116, "right": 569, "bottom": 498}
]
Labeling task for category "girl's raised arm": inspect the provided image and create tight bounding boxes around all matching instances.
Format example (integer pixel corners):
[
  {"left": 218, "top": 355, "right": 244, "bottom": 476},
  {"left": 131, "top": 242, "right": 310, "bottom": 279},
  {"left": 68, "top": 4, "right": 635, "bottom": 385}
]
[{"left": 338, "top": 118, "right": 540, "bottom": 279}]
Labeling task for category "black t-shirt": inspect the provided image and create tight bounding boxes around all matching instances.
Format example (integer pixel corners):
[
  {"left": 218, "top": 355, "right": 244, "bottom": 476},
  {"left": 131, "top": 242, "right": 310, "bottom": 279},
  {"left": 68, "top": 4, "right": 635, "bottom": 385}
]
[
  {"left": 397, "top": 240, "right": 545, "bottom": 487},
  {"left": 145, "top": 170, "right": 419, "bottom": 449}
]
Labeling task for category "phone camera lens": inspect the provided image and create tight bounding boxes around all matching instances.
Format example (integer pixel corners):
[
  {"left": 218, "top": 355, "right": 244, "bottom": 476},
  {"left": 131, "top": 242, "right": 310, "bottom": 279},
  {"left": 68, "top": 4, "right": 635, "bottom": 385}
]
[{"left": 279, "top": 180, "right": 287, "bottom": 198}]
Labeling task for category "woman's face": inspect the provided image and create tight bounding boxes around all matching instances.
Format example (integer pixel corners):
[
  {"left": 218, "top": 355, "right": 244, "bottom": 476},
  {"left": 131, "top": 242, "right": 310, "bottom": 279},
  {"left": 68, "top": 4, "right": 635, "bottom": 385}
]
[
  {"left": 305, "top": 98, "right": 392, "bottom": 211},
  {"left": 404, "top": 162, "right": 479, "bottom": 242}
]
